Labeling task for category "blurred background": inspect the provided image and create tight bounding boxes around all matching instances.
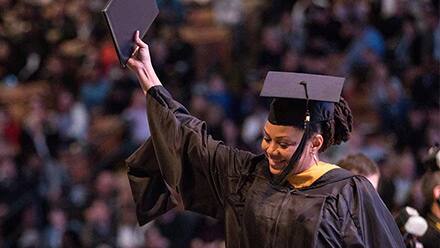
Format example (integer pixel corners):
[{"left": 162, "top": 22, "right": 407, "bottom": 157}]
[{"left": 0, "top": 0, "right": 439, "bottom": 247}]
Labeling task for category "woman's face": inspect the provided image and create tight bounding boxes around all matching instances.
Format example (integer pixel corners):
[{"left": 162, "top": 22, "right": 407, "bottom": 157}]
[{"left": 261, "top": 121, "right": 314, "bottom": 175}]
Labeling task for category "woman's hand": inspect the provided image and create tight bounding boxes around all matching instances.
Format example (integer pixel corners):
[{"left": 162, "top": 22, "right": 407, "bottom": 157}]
[{"left": 127, "top": 30, "right": 162, "bottom": 95}]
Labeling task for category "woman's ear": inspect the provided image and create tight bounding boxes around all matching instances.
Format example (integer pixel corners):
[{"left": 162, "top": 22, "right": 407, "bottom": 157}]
[{"left": 310, "top": 134, "right": 324, "bottom": 152}]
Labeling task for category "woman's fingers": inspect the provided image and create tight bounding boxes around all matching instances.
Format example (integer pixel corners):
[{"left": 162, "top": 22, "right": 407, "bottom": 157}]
[
  {"left": 127, "top": 57, "right": 135, "bottom": 69},
  {"left": 134, "top": 30, "right": 147, "bottom": 48},
  {"left": 127, "top": 57, "right": 140, "bottom": 72}
]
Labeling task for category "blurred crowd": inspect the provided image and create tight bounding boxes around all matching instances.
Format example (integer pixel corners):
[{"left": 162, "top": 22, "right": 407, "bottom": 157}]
[{"left": 0, "top": 0, "right": 439, "bottom": 247}]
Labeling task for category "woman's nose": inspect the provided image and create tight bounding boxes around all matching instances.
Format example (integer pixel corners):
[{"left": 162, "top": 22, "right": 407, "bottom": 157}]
[{"left": 266, "top": 143, "right": 278, "bottom": 157}]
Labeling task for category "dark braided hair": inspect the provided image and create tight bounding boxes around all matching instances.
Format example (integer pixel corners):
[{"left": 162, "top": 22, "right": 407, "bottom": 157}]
[{"left": 311, "top": 97, "right": 353, "bottom": 152}]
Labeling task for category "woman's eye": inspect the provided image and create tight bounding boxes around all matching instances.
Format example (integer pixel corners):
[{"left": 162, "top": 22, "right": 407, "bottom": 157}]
[{"left": 279, "top": 143, "right": 289, "bottom": 149}]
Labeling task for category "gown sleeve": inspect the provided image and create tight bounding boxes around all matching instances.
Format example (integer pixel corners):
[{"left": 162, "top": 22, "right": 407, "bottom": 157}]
[
  {"left": 318, "top": 176, "right": 405, "bottom": 247},
  {"left": 126, "top": 86, "right": 256, "bottom": 226}
]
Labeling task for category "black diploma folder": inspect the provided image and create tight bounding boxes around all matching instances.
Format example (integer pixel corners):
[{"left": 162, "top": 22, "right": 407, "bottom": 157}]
[{"left": 102, "top": 0, "right": 159, "bottom": 67}]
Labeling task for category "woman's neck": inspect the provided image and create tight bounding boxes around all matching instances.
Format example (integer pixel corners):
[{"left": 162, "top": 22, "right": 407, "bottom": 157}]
[{"left": 291, "top": 156, "right": 319, "bottom": 175}]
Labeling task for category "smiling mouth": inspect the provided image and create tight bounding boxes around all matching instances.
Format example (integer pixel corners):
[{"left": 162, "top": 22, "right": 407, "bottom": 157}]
[{"left": 268, "top": 160, "right": 287, "bottom": 170}]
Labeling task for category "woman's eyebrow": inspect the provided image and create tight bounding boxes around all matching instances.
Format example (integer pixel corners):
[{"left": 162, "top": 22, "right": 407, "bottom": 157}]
[
  {"left": 263, "top": 128, "right": 291, "bottom": 140},
  {"left": 263, "top": 129, "right": 270, "bottom": 137}
]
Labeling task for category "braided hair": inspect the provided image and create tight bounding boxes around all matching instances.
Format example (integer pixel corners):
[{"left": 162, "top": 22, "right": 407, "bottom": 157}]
[{"left": 311, "top": 97, "right": 353, "bottom": 152}]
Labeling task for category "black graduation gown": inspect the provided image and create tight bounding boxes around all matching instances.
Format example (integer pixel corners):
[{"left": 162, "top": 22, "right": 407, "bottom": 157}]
[{"left": 126, "top": 86, "right": 405, "bottom": 248}]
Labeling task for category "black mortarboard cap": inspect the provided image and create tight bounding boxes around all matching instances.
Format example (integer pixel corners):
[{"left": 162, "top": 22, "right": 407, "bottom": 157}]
[
  {"left": 260, "top": 71, "right": 346, "bottom": 186},
  {"left": 102, "top": 0, "right": 159, "bottom": 67},
  {"left": 261, "top": 71, "right": 345, "bottom": 127}
]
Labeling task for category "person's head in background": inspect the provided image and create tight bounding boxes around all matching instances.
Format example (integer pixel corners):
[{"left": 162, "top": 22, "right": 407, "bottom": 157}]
[
  {"left": 421, "top": 171, "right": 440, "bottom": 217},
  {"left": 421, "top": 146, "right": 440, "bottom": 217},
  {"left": 338, "top": 153, "right": 380, "bottom": 189}
]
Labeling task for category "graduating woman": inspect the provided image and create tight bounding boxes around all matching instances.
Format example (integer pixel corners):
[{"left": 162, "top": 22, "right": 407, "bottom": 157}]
[{"left": 125, "top": 31, "right": 404, "bottom": 247}]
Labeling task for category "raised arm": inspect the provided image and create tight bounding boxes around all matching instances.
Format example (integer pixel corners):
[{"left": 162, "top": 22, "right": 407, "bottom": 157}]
[
  {"left": 126, "top": 31, "right": 258, "bottom": 225},
  {"left": 127, "top": 30, "right": 162, "bottom": 94}
]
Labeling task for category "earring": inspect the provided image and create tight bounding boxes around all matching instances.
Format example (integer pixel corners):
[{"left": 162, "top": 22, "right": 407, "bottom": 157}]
[{"left": 311, "top": 150, "right": 318, "bottom": 165}]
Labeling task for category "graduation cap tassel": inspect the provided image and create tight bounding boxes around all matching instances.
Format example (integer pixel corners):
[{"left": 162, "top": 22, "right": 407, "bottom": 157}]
[
  {"left": 271, "top": 82, "right": 312, "bottom": 187},
  {"left": 300, "top": 81, "right": 311, "bottom": 128}
]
